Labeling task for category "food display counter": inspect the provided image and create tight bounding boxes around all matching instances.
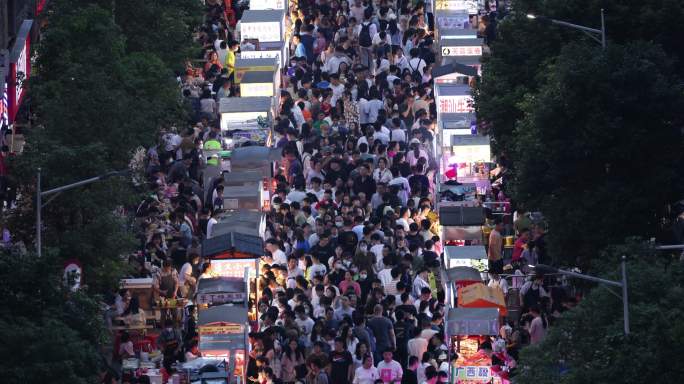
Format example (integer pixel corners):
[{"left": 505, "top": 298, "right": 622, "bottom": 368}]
[{"left": 197, "top": 304, "right": 250, "bottom": 383}]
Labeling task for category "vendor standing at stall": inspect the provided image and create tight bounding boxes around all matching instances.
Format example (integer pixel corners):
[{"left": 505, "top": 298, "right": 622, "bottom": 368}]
[{"left": 488, "top": 218, "right": 504, "bottom": 274}]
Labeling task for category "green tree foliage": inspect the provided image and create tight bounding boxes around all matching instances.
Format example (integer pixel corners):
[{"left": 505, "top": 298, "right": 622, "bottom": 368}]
[
  {"left": 477, "top": 0, "right": 684, "bottom": 153},
  {"left": 515, "top": 245, "right": 684, "bottom": 383},
  {"left": 0, "top": 251, "right": 107, "bottom": 384},
  {"left": 510, "top": 42, "right": 683, "bottom": 267}
]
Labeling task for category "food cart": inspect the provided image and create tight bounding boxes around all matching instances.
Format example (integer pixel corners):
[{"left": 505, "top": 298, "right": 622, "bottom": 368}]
[
  {"left": 446, "top": 307, "right": 503, "bottom": 384},
  {"left": 197, "top": 303, "right": 250, "bottom": 383},
  {"left": 229, "top": 146, "right": 282, "bottom": 209},
  {"left": 239, "top": 70, "right": 279, "bottom": 98},
  {"left": 445, "top": 135, "right": 491, "bottom": 186}
]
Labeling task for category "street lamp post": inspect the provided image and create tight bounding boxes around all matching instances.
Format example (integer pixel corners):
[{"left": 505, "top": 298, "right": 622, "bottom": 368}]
[
  {"left": 532, "top": 255, "right": 629, "bottom": 335},
  {"left": 527, "top": 8, "right": 606, "bottom": 50},
  {"left": 36, "top": 168, "right": 129, "bottom": 257}
]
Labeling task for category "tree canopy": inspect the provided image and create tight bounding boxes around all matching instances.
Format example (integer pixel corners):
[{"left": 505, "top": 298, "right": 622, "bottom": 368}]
[{"left": 515, "top": 244, "right": 684, "bottom": 383}]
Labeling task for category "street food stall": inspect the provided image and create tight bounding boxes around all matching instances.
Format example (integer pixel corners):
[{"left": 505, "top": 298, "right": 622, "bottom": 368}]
[
  {"left": 457, "top": 283, "right": 507, "bottom": 316},
  {"left": 197, "top": 303, "right": 250, "bottom": 383},
  {"left": 219, "top": 171, "right": 269, "bottom": 211},
  {"left": 229, "top": 146, "right": 282, "bottom": 209},
  {"left": 239, "top": 70, "right": 279, "bottom": 98},
  {"left": 445, "top": 246, "right": 488, "bottom": 270},
  {"left": 446, "top": 307, "right": 504, "bottom": 384},
  {"left": 445, "top": 135, "right": 491, "bottom": 186},
  {"left": 435, "top": 84, "right": 474, "bottom": 127}
]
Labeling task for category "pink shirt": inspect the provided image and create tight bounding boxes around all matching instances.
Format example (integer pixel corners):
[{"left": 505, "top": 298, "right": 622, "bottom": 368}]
[{"left": 339, "top": 280, "right": 361, "bottom": 296}]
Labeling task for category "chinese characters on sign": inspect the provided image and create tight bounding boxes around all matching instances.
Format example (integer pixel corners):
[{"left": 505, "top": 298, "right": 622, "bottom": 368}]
[
  {"left": 240, "top": 22, "right": 281, "bottom": 43},
  {"left": 455, "top": 366, "right": 492, "bottom": 380},
  {"left": 441, "top": 46, "right": 483, "bottom": 57},
  {"left": 439, "top": 95, "right": 475, "bottom": 114},
  {"left": 240, "top": 50, "right": 282, "bottom": 66},
  {"left": 197, "top": 292, "right": 246, "bottom": 305},
  {"left": 434, "top": 0, "right": 479, "bottom": 13}
]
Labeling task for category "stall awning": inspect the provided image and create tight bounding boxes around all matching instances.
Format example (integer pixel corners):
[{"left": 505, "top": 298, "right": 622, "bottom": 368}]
[
  {"left": 451, "top": 134, "right": 490, "bottom": 147},
  {"left": 446, "top": 266, "right": 482, "bottom": 282},
  {"left": 203, "top": 232, "right": 264, "bottom": 258},
  {"left": 439, "top": 206, "right": 485, "bottom": 226},
  {"left": 457, "top": 283, "right": 507, "bottom": 315},
  {"left": 203, "top": 211, "right": 265, "bottom": 257},
  {"left": 445, "top": 246, "right": 486, "bottom": 260},
  {"left": 433, "top": 62, "right": 479, "bottom": 79},
  {"left": 198, "top": 303, "right": 250, "bottom": 326},
  {"left": 446, "top": 307, "right": 500, "bottom": 336},
  {"left": 230, "top": 146, "right": 280, "bottom": 171},
  {"left": 218, "top": 96, "right": 272, "bottom": 114}
]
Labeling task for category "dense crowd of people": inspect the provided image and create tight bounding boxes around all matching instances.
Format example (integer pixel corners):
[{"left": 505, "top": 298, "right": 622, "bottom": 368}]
[{"left": 102, "top": 0, "right": 570, "bottom": 383}]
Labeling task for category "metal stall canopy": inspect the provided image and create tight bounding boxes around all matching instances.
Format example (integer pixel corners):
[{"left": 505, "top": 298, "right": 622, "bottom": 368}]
[
  {"left": 221, "top": 171, "right": 265, "bottom": 211},
  {"left": 445, "top": 246, "right": 487, "bottom": 267},
  {"left": 446, "top": 307, "right": 500, "bottom": 336},
  {"left": 198, "top": 304, "right": 249, "bottom": 353},
  {"left": 439, "top": 206, "right": 485, "bottom": 226},
  {"left": 230, "top": 146, "right": 281, "bottom": 175},
  {"left": 219, "top": 96, "right": 273, "bottom": 131},
  {"left": 445, "top": 266, "right": 483, "bottom": 283},
  {"left": 197, "top": 277, "right": 248, "bottom": 306},
  {"left": 203, "top": 210, "right": 265, "bottom": 258}
]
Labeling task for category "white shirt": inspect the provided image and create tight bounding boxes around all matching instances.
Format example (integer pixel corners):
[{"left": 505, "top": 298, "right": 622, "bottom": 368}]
[
  {"left": 395, "top": 55, "right": 410, "bottom": 72},
  {"left": 373, "top": 131, "right": 390, "bottom": 145},
  {"left": 378, "top": 268, "right": 393, "bottom": 287},
  {"left": 407, "top": 337, "right": 428, "bottom": 359},
  {"left": 390, "top": 128, "right": 406, "bottom": 143},
  {"left": 412, "top": 276, "right": 430, "bottom": 298},
  {"left": 408, "top": 57, "right": 427, "bottom": 76},
  {"left": 373, "top": 168, "right": 393, "bottom": 184},
  {"left": 364, "top": 99, "right": 384, "bottom": 123},
  {"left": 286, "top": 190, "right": 308, "bottom": 203},
  {"left": 206, "top": 217, "right": 218, "bottom": 239},
  {"left": 354, "top": 366, "right": 380, "bottom": 384},
  {"left": 388, "top": 176, "right": 410, "bottom": 206},
  {"left": 271, "top": 249, "right": 288, "bottom": 266},
  {"left": 330, "top": 83, "right": 345, "bottom": 105},
  {"left": 488, "top": 277, "right": 509, "bottom": 294},
  {"left": 295, "top": 316, "right": 315, "bottom": 337},
  {"left": 179, "top": 262, "right": 194, "bottom": 285},
  {"left": 370, "top": 244, "right": 385, "bottom": 269},
  {"left": 358, "top": 98, "right": 370, "bottom": 124},
  {"left": 376, "top": 360, "right": 403, "bottom": 383}
]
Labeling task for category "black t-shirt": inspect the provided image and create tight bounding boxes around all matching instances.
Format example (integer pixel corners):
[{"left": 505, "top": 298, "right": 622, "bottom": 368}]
[
  {"left": 339, "top": 230, "right": 359, "bottom": 252},
  {"left": 330, "top": 350, "right": 353, "bottom": 384},
  {"left": 396, "top": 304, "right": 418, "bottom": 318}
]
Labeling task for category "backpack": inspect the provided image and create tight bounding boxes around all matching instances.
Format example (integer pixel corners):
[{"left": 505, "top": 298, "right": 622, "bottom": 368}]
[
  {"left": 408, "top": 58, "right": 423, "bottom": 83},
  {"left": 359, "top": 22, "right": 372, "bottom": 47}
]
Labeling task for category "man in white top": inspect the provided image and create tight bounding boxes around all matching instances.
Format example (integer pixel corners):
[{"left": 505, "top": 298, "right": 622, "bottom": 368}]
[
  {"left": 407, "top": 48, "right": 427, "bottom": 76},
  {"left": 376, "top": 349, "right": 403, "bottom": 384},
  {"left": 389, "top": 117, "right": 406, "bottom": 143},
  {"left": 206, "top": 210, "right": 220, "bottom": 239},
  {"left": 393, "top": 46, "right": 410, "bottom": 72},
  {"left": 330, "top": 74, "right": 346, "bottom": 105},
  {"left": 373, "top": 125, "right": 390, "bottom": 145},
  {"left": 388, "top": 169, "right": 411, "bottom": 206},
  {"left": 488, "top": 272, "right": 509, "bottom": 294},
  {"left": 179, "top": 253, "right": 200, "bottom": 298},
  {"left": 412, "top": 269, "right": 431, "bottom": 299},
  {"left": 325, "top": 47, "right": 352, "bottom": 74},
  {"left": 265, "top": 239, "right": 288, "bottom": 266},
  {"left": 354, "top": 354, "right": 379, "bottom": 384}
]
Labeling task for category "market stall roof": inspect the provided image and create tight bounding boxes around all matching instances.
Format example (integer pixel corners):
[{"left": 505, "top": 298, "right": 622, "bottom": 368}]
[
  {"left": 197, "top": 277, "right": 246, "bottom": 296},
  {"left": 230, "top": 146, "right": 281, "bottom": 169},
  {"left": 433, "top": 62, "right": 478, "bottom": 79},
  {"left": 446, "top": 266, "right": 483, "bottom": 282},
  {"left": 198, "top": 303, "right": 249, "bottom": 326},
  {"left": 223, "top": 170, "right": 263, "bottom": 185},
  {"left": 438, "top": 27, "right": 478, "bottom": 39},
  {"left": 446, "top": 307, "right": 500, "bottom": 336},
  {"left": 440, "top": 37, "right": 483, "bottom": 47},
  {"left": 441, "top": 113, "right": 476, "bottom": 128},
  {"left": 436, "top": 83, "right": 472, "bottom": 97},
  {"left": 235, "top": 57, "right": 278, "bottom": 69},
  {"left": 219, "top": 96, "right": 272, "bottom": 114},
  {"left": 445, "top": 246, "right": 487, "bottom": 260},
  {"left": 451, "top": 134, "right": 490, "bottom": 147},
  {"left": 240, "top": 70, "right": 275, "bottom": 84},
  {"left": 442, "top": 54, "right": 482, "bottom": 64},
  {"left": 203, "top": 211, "right": 265, "bottom": 257},
  {"left": 240, "top": 9, "right": 285, "bottom": 23},
  {"left": 457, "top": 283, "right": 507, "bottom": 315},
  {"left": 439, "top": 206, "right": 485, "bottom": 226}
]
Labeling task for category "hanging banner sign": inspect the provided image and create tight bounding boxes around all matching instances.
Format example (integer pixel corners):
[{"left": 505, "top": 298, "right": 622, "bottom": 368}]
[
  {"left": 442, "top": 46, "right": 483, "bottom": 57},
  {"left": 7, "top": 20, "right": 33, "bottom": 123},
  {"left": 438, "top": 95, "right": 475, "bottom": 114},
  {"left": 435, "top": 0, "right": 479, "bottom": 13}
]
